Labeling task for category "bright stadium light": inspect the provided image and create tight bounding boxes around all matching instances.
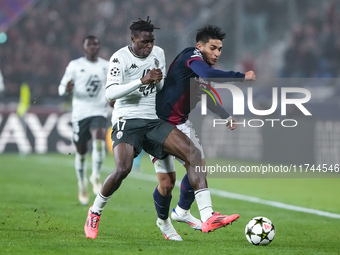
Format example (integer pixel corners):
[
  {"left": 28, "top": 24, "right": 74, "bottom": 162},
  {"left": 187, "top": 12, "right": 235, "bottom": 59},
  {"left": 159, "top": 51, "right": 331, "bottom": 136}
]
[{"left": 0, "top": 32, "right": 8, "bottom": 44}]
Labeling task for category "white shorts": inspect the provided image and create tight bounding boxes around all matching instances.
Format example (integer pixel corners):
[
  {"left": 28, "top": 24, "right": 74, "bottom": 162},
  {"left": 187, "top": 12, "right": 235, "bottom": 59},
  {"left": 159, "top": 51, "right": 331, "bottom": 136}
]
[{"left": 150, "top": 120, "right": 205, "bottom": 174}]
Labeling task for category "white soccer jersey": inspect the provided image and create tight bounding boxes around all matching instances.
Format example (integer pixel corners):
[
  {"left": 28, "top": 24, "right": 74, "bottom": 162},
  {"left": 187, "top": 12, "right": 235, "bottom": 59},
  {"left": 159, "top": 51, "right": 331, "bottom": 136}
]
[
  {"left": 58, "top": 57, "right": 109, "bottom": 122},
  {"left": 106, "top": 45, "right": 166, "bottom": 124}
]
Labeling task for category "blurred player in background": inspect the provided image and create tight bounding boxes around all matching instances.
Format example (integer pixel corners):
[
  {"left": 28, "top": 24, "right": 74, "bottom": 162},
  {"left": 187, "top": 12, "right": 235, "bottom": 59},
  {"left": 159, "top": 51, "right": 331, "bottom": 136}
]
[
  {"left": 58, "top": 36, "right": 110, "bottom": 206},
  {"left": 153, "top": 25, "right": 256, "bottom": 231},
  {"left": 84, "top": 18, "right": 241, "bottom": 241}
]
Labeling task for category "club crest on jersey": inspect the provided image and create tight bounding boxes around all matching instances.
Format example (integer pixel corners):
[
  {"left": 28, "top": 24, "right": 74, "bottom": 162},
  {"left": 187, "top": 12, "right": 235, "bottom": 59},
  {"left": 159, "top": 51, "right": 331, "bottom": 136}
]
[
  {"left": 191, "top": 48, "right": 203, "bottom": 58},
  {"left": 116, "top": 131, "right": 123, "bottom": 139},
  {"left": 154, "top": 58, "right": 159, "bottom": 68},
  {"left": 110, "top": 67, "right": 120, "bottom": 76}
]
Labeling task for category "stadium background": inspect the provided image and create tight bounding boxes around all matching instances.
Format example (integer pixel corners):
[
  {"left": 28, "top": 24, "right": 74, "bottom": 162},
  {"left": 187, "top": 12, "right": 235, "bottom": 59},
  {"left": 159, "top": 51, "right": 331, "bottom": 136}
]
[
  {"left": 1, "top": 1, "right": 340, "bottom": 254},
  {"left": 0, "top": 0, "right": 340, "bottom": 166}
]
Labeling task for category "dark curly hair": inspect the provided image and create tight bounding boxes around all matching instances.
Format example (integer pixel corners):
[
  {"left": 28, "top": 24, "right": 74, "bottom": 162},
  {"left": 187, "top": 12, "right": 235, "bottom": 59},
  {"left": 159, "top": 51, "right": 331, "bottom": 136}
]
[
  {"left": 196, "top": 25, "right": 226, "bottom": 43},
  {"left": 129, "top": 16, "right": 160, "bottom": 36}
]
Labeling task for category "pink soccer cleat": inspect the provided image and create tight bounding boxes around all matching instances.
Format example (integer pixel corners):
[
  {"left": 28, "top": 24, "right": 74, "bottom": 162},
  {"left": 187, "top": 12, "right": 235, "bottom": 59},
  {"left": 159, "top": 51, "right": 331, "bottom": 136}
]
[
  {"left": 201, "top": 212, "right": 239, "bottom": 233},
  {"left": 84, "top": 206, "right": 101, "bottom": 239}
]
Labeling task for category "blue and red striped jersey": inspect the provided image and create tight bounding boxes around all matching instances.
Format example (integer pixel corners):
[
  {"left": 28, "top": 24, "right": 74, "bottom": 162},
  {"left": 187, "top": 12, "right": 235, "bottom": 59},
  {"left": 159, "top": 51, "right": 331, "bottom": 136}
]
[{"left": 156, "top": 47, "right": 245, "bottom": 125}]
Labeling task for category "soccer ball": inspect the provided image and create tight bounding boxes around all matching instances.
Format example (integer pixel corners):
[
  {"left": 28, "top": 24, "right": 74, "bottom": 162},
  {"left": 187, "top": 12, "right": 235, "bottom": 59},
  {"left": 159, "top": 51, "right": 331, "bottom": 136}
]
[{"left": 245, "top": 216, "right": 275, "bottom": 246}]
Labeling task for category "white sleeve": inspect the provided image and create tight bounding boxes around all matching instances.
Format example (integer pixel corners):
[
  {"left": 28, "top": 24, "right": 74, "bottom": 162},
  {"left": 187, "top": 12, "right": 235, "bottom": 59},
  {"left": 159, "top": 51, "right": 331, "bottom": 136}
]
[
  {"left": 0, "top": 69, "right": 4, "bottom": 92},
  {"left": 106, "top": 79, "right": 142, "bottom": 101},
  {"left": 156, "top": 49, "right": 166, "bottom": 92},
  {"left": 58, "top": 62, "right": 75, "bottom": 96},
  {"left": 105, "top": 53, "right": 142, "bottom": 101}
]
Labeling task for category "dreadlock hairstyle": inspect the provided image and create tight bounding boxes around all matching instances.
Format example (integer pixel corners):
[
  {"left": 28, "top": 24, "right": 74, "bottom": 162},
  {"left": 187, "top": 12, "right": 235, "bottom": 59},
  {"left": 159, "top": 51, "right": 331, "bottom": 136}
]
[
  {"left": 129, "top": 16, "right": 160, "bottom": 36},
  {"left": 196, "top": 25, "right": 226, "bottom": 43}
]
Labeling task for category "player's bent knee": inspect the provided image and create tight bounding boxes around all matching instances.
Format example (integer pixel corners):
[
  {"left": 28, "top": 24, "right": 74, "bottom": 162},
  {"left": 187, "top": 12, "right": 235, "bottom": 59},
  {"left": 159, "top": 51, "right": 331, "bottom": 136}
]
[
  {"left": 113, "top": 161, "right": 133, "bottom": 180},
  {"left": 182, "top": 146, "right": 201, "bottom": 167},
  {"left": 114, "top": 168, "right": 131, "bottom": 180},
  {"left": 191, "top": 146, "right": 201, "bottom": 163},
  {"left": 159, "top": 183, "right": 174, "bottom": 196}
]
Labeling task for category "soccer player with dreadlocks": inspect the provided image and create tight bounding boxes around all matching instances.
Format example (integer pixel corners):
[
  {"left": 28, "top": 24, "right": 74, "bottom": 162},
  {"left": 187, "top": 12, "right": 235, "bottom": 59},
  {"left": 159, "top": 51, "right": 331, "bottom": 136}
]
[
  {"left": 84, "top": 16, "right": 183, "bottom": 241},
  {"left": 84, "top": 18, "right": 239, "bottom": 241}
]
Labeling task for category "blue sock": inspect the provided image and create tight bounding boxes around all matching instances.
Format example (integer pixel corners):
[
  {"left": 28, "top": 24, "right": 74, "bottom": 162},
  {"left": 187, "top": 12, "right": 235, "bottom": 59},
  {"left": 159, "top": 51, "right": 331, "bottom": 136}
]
[
  {"left": 178, "top": 174, "right": 195, "bottom": 210},
  {"left": 153, "top": 186, "right": 171, "bottom": 220}
]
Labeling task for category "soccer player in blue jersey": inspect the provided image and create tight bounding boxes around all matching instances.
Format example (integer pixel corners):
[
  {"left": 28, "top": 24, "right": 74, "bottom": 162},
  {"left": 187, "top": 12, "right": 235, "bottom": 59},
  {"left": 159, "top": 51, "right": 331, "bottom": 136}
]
[{"left": 151, "top": 25, "right": 255, "bottom": 233}]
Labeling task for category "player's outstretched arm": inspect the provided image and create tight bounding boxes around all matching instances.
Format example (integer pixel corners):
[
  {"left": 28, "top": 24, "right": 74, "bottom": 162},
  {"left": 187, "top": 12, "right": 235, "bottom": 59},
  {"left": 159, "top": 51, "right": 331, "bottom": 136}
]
[
  {"left": 205, "top": 90, "right": 230, "bottom": 119},
  {"left": 226, "top": 116, "right": 237, "bottom": 130},
  {"left": 105, "top": 79, "right": 142, "bottom": 101},
  {"left": 105, "top": 69, "right": 162, "bottom": 101},
  {"left": 206, "top": 95, "right": 237, "bottom": 131},
  {"left": 190, "top": 60, "right": 245, "bottom": 81},
  {"left": 244, "top": 70, "right": 256, "bottom": 81}
]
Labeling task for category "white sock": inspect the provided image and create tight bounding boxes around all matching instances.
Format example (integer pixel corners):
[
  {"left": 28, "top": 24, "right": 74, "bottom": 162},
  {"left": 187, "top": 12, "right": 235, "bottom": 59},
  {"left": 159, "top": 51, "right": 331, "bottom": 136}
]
[
  {"left": 75, "top": 152, "right": 87, "bottom": 183},
  {"left": 175, "top": 205, "right": 190, "bottom": 216},
  {"left": 195, "top": 188, "right": 213, "bottom": 222},
  {"left": 92, "top": 193, "right": 111, "bottom": 215},
  {"left": 157, "top": 217, "right": 170, "bottom": 225},
  {"left": 91, "top": 140, "right": 106, "bottom": 179}
]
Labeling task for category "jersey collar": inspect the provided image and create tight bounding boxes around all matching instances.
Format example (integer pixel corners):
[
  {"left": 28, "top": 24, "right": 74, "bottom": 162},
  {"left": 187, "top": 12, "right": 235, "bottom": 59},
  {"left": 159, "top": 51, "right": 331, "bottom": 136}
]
[{"left": 128, "top": 45, "right": 148, "bottom": 59}]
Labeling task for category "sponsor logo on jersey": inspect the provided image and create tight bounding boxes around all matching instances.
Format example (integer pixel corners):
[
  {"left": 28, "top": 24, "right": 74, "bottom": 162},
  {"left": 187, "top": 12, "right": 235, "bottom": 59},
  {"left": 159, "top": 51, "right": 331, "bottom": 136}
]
[
  {"left": 139, "top": 83, "right": 156, "bottom": 96},
  {"left": 112, "top": 58, "right": 120, "bottom": 63},
  {"left": 130, "top": 63, "right": 138, "bottom": 69}
]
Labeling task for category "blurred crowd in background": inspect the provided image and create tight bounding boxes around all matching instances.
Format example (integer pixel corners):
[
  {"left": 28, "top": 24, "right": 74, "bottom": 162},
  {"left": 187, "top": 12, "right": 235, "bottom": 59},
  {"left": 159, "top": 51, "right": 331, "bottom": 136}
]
[
  {"left": 281, "top": 2, "right": 340, "bottom": 78},
  {"left": 0, "top": 0, "right": 340, "bottom": 105}
]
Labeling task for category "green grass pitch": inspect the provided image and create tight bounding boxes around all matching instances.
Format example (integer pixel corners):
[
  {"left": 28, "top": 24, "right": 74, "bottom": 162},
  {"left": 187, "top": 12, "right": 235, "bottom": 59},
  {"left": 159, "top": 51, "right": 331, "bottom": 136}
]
[{"left": 1, "top": 153, "right": 339, "bottom": 254}]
